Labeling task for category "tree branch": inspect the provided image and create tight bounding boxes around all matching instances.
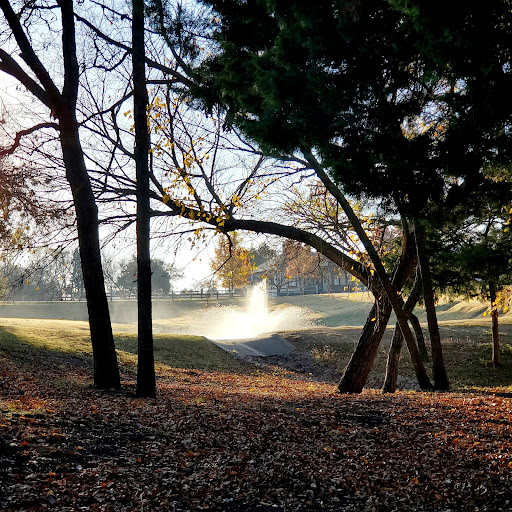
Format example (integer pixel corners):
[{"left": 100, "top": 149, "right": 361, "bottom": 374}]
[
  {"left": 146, "top": 187, "right": 374, "bottom": 290},
  {"left": 0, "top": 0, "right": 61, "bottom": 108},
  {"left": 0, "top": 49, "right": 51, "bottom": 108},
  {"left": 74, "top": 13, "right": 196, "bottom": 89},
  {"left": 59, "top": 0, "right": 79, "bottom": 107},
  {"left": 0, "top": 123, "right": 59, "bottom": 155}
]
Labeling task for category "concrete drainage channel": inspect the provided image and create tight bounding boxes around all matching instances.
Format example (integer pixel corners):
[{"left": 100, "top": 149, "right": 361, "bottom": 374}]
[{"left": 211, "top": 333, "right": 296, "bottom": 357}]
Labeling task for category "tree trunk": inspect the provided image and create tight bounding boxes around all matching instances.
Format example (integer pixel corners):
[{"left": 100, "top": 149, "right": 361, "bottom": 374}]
[
  {"left": 382, "top": 324, "right": 403, "bottom": 393},
  {"left": 60, "top": 119, "right": 121, "bottom": 390},
  {"left": 405, "top": 268, "right": 430, "bottom": 363},
  {"left": 59, "top": 0, "right": 120, "bottom": 389},
  {"left": 411, "top": 313, "right": 430, "bottom": 363},
  {"left": 489, "top": 280, "right": 501, "bottom": 367},
  {"left": 382, "top": 286, "right": 432, "bottom": 389},
  {"left": 382, "top": 314, "right": 429, "bottom": 393},
  {"left": 305, "top": 151, "right": 432, "bottom": 391},
  {"left": 338, "top": 227, "right": 432, "bottom": 393},
  {"left": 383, "top": 271, "right": 426, "bottom": 393},
  {"left": 414, "top": 219, "right": 449, "bottom": 390},
  {"left": 133, "top": 0, "right": 156, "bottom": 398},
  {"left": 0, "top": 0, "right": 120, "bottom": 388},
  {"left": 338, "top": 297, "right": 393, "bottom": 393}
]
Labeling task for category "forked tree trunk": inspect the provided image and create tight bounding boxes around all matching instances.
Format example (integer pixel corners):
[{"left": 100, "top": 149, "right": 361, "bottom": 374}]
[
  {"left": 489, "top": 280, "right": 501, "bottom": 368},
  {"left": 339, "top": 227, "right": 432, "bottom": 393},
  {"left": 414, "top": 220, "right": 449, "bottom": 390},
  {"left": 305, "top": 152, "right": 432, "bottom": 392},
  {"left": 133, "top": 0, "right": 156, "bottom": 398},
  {"left": 382, "top": 314, "right": 428, "bottom": 393},
  {"left": 396, "top": 304, "right": 432, "bottom": 390}
]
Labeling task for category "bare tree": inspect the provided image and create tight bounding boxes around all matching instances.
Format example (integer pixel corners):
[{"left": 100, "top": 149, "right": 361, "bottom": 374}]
[
  {"left": 0, "top": 0, "right": 120, "bottom": 389},
  {"left": 132, "top": 0, "right": 155, "bottom": 397}
]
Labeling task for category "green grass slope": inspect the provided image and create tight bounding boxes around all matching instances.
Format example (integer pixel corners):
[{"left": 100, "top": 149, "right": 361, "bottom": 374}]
[{"left": 0, "top": 318, "right": 247, "bottom": 377}]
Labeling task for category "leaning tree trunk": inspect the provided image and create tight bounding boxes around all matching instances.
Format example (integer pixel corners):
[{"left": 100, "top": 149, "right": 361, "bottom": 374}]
[
  {"left": 395, "top": 299, "right": 432, "bottom": 390},
  {"left": 305, "top": 152, "right": 432, "bottom": 392},
  {"left": 411, "top": 313, "right": 430, "bottom": 363},
  {"left": 338, "top": 297, "right": 393, "bottom": 393},
  {"left": 133, "top": 0, "right": 156, "bottom": 398},
  {"left": 339, "top": 226, "right": 432, "bottom": 393},
  {"left": 60, "top": 119, "right": 121, "bottom": 389},
  {"left": 383, "top": 271, "right": 426, "bottom": 393},
  {"left": 489, "top": 280, "right": 501, "bottom": 367},
  {"left": 414, "top": 219, "right": 449, "bottom": 390},
  {"left": 382, "top": 325, "right": 403, "bottom": 394}
]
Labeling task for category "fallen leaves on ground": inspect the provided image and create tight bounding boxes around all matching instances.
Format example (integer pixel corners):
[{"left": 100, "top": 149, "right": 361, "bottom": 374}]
[{"left": 1, "top": 354, "right": 512, "bottom": 511}]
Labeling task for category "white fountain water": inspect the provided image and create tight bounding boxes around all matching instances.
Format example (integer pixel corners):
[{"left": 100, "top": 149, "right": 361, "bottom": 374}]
[{"left": 181, "top": 280, "right": 313, "bottom": 340}]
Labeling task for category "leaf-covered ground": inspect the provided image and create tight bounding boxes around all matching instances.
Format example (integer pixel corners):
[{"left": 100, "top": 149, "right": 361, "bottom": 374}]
[{"left": 2, "top": 332, "right": 512, "bottom": 512}]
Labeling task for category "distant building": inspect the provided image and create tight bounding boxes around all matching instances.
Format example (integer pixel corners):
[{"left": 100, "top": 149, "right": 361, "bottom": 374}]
[
  {"left": 318, "top": 258, "right": 354, "bottom": 293},
  {"left": 251, "top": 252, "right": 365, "bottom": 296}
]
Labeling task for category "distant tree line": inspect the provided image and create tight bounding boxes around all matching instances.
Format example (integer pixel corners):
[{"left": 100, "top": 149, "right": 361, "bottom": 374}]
[{"left": 0, "top": 250, "right": 181, "bottom": 301}]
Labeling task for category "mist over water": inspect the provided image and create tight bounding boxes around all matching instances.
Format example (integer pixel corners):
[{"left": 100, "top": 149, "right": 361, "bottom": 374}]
[
  {"left": 105, "top": 281, "right": 314, "bottom": 339},
  {"left": 182, "top": 281, "right": 313, "bottom": 340}
]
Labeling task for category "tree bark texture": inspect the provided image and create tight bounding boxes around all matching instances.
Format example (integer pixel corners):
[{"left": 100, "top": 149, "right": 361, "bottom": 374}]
[
  {"left": 382, "top": 323, "right": 403, "bottom": 394},
  {"left": 489, "top": 281, "right": 501, "bottom": 367},
  {"left": 133, "top": 0, "right": 156, "bottom": 398},
  {"left": 411, "top": 313, "right": 430, "bottom": 363},
  {"left": 59, "top": 120, "right": 121, "bottom": 389},
  {"left": 414, "top": 220, "right": 450, "bottom": 390},
  {"left": 338, "top": 298, "right": 393, "bottom": 393},
  {"left": 406, "top": 269, "right": 430, "bottom": 363}
]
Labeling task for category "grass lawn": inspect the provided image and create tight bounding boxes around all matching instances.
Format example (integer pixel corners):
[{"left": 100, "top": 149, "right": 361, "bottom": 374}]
[{"left": 0, "top": 318, "right": 248, "bottom": 376}]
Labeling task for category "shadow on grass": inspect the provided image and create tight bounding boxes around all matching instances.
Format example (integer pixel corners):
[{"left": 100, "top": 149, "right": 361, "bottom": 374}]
[
  {"left": 4, "top": 319, "right": 512, "bottom": 393},
  {"left": 444, "top": 342, "right": 512, "bottom": 391},
  {"left": 0, "top": 325, "right": 94, "bottom": 393},
  {"left": 286, "top": 324, "right": 512, "bottom": 393},
  {"left": 0, "top": 325, "right": 92, "bottom": 368},
  {"left": 0, "top": 324, "right": 252, "bottom": 379},
  {"left": 387, "top": 328, "right": 512, "bottom": 392},
  {"left": 114, "top": 333, "right": 252, "bottom": 373}
]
